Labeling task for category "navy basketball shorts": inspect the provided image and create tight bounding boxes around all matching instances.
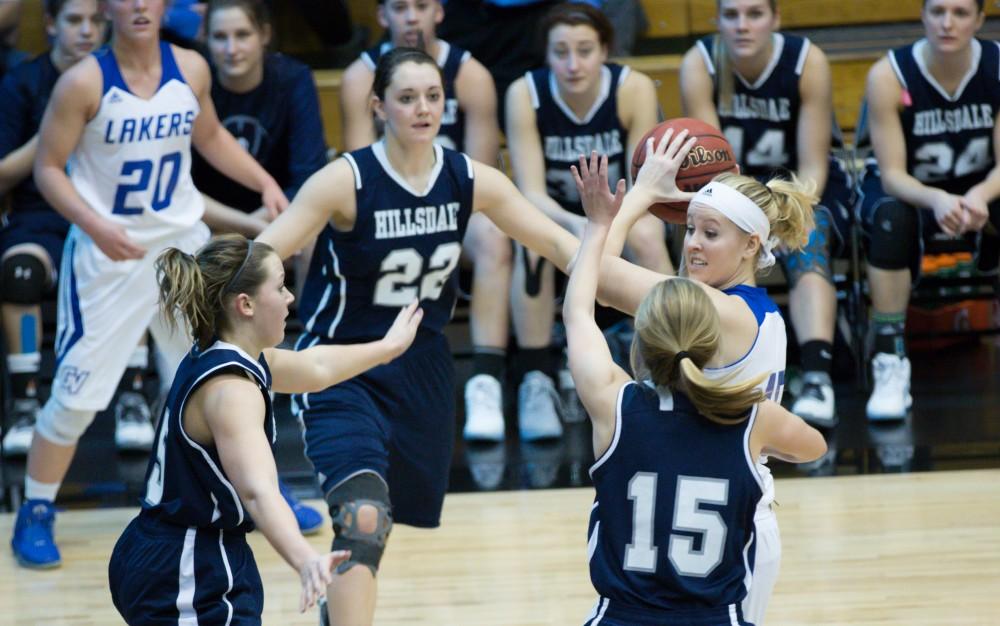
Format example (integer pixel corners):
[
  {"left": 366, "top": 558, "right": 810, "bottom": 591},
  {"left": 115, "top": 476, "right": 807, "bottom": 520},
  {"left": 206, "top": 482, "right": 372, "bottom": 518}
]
[
  {"left": 109, "top": 512, "right": 264, "bottom": 625},
  {"left": 584, "top": 598, "right": 753, "bottom": 626},
  {"left": 0, "top": 210, "right": 70, "bottom": 268},
  {"left": 296, "top": 331, "right": 456, "bottom": 528}
]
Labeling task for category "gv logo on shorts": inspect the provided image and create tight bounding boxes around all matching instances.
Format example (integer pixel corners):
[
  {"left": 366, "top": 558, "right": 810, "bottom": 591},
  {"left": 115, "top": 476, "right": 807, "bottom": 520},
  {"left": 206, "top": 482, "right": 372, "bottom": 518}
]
[{"left": 60, "top": 367, "right": 90, "bottom": 395}]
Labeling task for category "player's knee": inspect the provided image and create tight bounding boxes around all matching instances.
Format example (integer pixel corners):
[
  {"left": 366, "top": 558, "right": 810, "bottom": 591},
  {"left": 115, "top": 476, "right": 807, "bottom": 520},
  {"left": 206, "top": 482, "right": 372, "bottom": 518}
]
[
  {"left": 784, "top": 210, "right": 833, "bottom": 286},
  {"left": 326, "top": 472, "right": 393, "bottom": 577},
  {"left": 866, "top": 200, "right": 916, "bottom": 270},
  {"left": 34, "top": 396, "right": 96, "bottom": 446},
  {"left": 473, "top": 225, "right": 512, "bottom": 270},
  {"left": 0, "top": 253, "right": 48, "bottom": 304}
]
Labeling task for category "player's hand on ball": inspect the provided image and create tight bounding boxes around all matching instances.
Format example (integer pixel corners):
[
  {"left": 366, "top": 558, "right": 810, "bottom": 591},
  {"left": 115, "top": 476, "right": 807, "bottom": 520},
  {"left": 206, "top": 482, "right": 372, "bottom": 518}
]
[
  {"left": 383, "top": 300, "right": 424, "bottom": 361},
  {"left": 634, "top": 128, "right": 697, "bottom": 205},
  {"left": 298, "top": 550, "right": 351, "bottom": 612},
  {"left": 572, "top": 150, "right": 625, "bottom": 227}
]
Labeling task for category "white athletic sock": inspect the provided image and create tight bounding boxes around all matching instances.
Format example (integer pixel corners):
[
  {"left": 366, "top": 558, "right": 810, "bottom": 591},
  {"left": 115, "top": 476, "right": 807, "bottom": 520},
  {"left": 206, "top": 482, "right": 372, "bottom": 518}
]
[{"left": 25, "top": 476, "right": 60, "bottom": 503}]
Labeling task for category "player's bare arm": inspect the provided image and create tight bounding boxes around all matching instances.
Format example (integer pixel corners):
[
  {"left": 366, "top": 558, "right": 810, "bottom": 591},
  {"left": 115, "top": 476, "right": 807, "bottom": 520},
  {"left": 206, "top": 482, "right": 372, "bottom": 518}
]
[
  {"left": 867, "top": 56, "right": 963, "bottom": 230},
  {"left": 455, "top": 57, "right": 500, "bottom": 164},
  {"left": 34, "top": 57, "right": 146, "bottom": 260},
  {"left": 340, "top": 58, "right": 378, "bottom": 151},
  {"left": 264, "top": 301, "right": 423, "bottom": 394},
  {"left": 191, "top": 376, "right": 349, "bottom": 612},
  {"left": 619, "top": 70, "right": 659, "bottom": 174},
  {"left": 961, "top": 111, "right": 1000, "bottom": 229},
  {"left": 257, "top": 158, "right": 357, "bottom": 259},
  {"left": 795, "top": 45, "right": 833, "bottom": 195},
  {"left": 679, "top": 46, "right": 723, "bottom": 129},
  {"left": 470, "top": 160, "right": 578, "bottom": 273},
  {"left": 565, "top": 157, "right": 632, "bottom": 455},
  {"left": 749, "top": 399, "right": 827, "bottom": 463}
]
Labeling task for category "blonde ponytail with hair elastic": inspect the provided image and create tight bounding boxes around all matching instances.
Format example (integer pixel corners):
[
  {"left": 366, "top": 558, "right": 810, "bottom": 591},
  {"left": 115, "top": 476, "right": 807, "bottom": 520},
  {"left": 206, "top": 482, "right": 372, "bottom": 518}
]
[{"left": 631, "top": 278, "right": 766, "bottom": 423}]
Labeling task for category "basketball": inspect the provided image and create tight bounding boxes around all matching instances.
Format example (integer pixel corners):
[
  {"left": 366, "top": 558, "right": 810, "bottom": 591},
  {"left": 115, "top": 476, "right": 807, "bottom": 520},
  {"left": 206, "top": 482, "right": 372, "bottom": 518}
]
[{"left": 630, "top": 118, "right": 738, "bottom": 223}]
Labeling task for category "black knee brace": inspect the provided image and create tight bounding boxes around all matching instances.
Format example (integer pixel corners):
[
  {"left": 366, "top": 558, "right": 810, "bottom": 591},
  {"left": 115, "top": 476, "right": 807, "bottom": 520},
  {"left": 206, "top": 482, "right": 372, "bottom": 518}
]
[
  {"left": 520, "top": 246, "right": 546, "bottom": 297},
  {"left": 866, "top": 200, "right": 918, "bottom": 270},
  {"left": 326, "top": 472, "right": 393, "bottom": 576},
  {"left": 0, "top": 253, "right": 48, "bottom": 304}
]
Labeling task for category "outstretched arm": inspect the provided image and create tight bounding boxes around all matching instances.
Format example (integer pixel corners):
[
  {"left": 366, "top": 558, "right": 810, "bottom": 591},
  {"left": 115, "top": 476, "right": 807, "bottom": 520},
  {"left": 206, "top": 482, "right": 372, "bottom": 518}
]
[
  {"left": 749, "top": 399, "right": 827, "bottom": 463},
  {"left": 257, "top": 158, "right": 356, "bottom": 259},
  {"left": 471, "top": 161, "right": 580, "bottom": 272},
  {"left": 202, "top": 378, "right": 349, "bottom": 612},
  {"left": 265, "top": 301, "right": 423, "bottom": 394},
  {"left": 565, "top": 153, "right": 633, "bottom": 454}
]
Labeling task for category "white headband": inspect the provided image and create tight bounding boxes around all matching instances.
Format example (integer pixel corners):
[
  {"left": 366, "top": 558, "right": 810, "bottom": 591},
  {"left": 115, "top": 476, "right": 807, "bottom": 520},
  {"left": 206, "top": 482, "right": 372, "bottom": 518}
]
[{"left": 691, "top": 180, "right": 777, "bottom": 269}]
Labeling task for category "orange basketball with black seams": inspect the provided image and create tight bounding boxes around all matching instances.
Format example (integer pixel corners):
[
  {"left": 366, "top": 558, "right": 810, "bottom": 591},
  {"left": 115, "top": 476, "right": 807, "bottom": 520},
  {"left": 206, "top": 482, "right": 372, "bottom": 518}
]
[{"left": 630, "top": 118, "right": 738, "bottom": 223}]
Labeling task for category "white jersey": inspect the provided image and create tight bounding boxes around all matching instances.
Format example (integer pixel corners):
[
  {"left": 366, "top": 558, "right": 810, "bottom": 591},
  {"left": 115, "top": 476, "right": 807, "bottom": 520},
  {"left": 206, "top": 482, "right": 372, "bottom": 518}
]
[
  {"left": 702, "top": 284, "right": 787, "bottom": 514},
  {"left": 69, "top": 42, "right": 203, "bottom": 247}
]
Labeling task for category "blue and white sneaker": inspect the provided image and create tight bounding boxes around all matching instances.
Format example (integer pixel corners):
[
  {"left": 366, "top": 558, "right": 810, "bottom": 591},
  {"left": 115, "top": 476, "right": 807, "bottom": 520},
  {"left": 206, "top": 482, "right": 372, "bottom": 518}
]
[
  {"left": 11, "top": 499, "right": 61, "bottom": 569},
  {"left": 279, "top": 480, "right": 324, "bottom": 535}
]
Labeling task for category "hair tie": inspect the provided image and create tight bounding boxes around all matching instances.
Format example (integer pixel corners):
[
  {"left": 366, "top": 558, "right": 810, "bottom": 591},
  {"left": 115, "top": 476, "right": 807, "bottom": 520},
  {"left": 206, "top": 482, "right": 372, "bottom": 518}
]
[{"left": 673, "top": 351, "right": 690, "bottom": 370}]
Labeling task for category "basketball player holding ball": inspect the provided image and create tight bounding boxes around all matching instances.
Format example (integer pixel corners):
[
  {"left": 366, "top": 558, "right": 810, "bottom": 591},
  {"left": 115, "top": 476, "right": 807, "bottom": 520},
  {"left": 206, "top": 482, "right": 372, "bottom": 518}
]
[{"left": 578, "top": 126, "right": 816, "bottom": 624}]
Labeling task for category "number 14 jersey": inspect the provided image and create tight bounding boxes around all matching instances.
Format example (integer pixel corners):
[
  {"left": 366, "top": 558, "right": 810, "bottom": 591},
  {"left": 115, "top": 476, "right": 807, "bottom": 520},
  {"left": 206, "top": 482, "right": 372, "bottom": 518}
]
[{"left": 297, "top": 141, "right": 474, "bottom": 343}]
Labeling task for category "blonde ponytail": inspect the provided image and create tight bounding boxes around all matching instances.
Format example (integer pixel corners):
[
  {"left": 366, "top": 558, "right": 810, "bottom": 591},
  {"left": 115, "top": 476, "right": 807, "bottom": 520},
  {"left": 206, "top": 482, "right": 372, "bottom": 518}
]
[
  {"left": 631, "top": 278, "right": 766, "bottom": 423},
  {"left": 712, "top": 171, "right": 817, "bottom": 254}
]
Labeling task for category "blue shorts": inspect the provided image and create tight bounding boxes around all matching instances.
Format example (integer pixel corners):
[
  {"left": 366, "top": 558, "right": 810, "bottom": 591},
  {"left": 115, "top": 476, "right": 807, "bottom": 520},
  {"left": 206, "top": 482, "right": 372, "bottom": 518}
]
[
  {"left": 585, "top": 598, "right": 753, "bottom": 626},
  {"left": 109, "top": 512, "right": 263, "bottom": 625},
  {"left": 295, "top": 331, "right": 456, "bottom": 528},
  {"left": 0, "top": 210, "right": 70, "bottom": 268}
]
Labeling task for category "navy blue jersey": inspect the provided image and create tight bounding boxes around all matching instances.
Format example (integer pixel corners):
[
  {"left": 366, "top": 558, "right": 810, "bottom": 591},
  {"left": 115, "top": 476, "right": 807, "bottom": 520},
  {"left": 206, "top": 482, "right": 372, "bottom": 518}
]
[
  {"left": 697, "top": 34, "right": 848, "bottom": 181},
  {"left": 588, "top": 383, "right": 763, "bottom": 614},
  {"left": 297, "top": 142, "right": 474, "bottom": 343},
  {"left": 526, "top": 63, "right": 629, "bottom": 214},
  {"left": 888, "top": 38, "right": 1000, "bottom": 194},
  {"left": 362, "top": 40, "right": 469, "bottom": 151},
  {"left": 192, "top": 53, "right": 327, "bottom": 211},
  {"left": 0, "top": 52, "right": 65, "bottom": 217},
  {"left": 141, "top": 341, "right": 275, "bottom": 533}
]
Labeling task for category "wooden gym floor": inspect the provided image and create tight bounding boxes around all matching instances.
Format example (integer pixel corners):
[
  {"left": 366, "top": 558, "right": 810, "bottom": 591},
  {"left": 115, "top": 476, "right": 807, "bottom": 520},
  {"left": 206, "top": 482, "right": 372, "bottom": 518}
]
[{"left": 1, "top": 469, "right": 998, "bottom": 625}]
